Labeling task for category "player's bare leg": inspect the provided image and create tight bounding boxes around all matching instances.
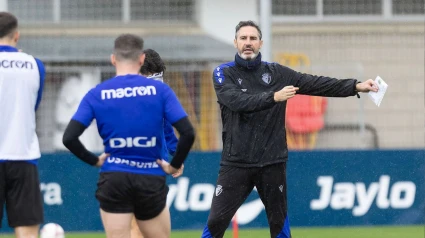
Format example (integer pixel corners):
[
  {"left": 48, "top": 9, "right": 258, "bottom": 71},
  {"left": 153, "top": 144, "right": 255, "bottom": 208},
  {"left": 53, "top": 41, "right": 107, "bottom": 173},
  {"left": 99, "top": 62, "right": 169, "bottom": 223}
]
[
  {"left": 136, "top": 207, "right": 170, "bottom": 238},
  {"left": 131, "top": 216, "right": 144, "bottom": 238},
  {"left": 100, "top": 209, "right": 133, "bottom": 238},
  {"left": 14, "top": 225, "right": 39, "bottom": 238}
]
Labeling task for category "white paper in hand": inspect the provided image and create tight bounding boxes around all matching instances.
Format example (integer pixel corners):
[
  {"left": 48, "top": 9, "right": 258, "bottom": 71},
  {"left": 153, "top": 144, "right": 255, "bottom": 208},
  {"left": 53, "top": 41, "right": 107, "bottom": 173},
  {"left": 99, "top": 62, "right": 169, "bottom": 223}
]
[{"left": 368, "top": 76, "right": 388, "bottom": 107}]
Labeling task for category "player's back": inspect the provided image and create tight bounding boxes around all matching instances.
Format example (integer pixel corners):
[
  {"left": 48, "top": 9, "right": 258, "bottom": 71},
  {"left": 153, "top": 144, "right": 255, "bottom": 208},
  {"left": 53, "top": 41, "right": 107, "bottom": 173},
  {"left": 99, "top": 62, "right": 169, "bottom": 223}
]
[
  {"left": 74, "top": 74, "right": 186, "bottom": 175},
  {"left": 0, "top": 46, "right": 43, "bottom": 160}
]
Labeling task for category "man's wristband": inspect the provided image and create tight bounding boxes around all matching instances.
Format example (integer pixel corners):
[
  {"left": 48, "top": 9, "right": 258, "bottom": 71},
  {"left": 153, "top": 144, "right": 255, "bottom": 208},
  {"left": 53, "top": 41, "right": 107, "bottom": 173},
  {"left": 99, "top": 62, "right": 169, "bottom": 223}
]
[{"left": 354, "top": 80, "right": 361, "bottom": 98}]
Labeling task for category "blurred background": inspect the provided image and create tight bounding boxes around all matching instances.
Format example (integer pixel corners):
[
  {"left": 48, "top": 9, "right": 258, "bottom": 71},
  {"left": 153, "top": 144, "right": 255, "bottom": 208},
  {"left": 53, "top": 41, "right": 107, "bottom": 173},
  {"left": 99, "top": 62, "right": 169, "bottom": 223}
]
[
  {"left": 0, "top": 0, "right": 424, "bottom": 237},
  {"left": 6, "top": 0, "right": 423, "bottom": 153}
]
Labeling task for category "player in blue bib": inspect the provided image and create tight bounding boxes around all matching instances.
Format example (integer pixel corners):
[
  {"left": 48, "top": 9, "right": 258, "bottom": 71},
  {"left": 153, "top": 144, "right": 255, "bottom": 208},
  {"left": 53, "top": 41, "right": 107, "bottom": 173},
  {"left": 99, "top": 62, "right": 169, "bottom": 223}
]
[{"left": 63, "top": 34, "right": 195, "bottom": 238}]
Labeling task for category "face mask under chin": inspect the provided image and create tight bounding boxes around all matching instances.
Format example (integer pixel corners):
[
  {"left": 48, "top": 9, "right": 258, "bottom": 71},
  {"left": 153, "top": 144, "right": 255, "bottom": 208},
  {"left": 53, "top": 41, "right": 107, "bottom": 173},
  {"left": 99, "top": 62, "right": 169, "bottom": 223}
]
[{"left": 146, "top": 72, "right": 164, "bottom": 83}]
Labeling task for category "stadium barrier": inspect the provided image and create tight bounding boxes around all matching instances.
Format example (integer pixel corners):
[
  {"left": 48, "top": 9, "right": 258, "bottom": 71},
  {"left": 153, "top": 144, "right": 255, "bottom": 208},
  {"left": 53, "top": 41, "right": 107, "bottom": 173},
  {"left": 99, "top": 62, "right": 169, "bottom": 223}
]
[{"left": 1, "top": 150, "right": 423, "bottom": 232}]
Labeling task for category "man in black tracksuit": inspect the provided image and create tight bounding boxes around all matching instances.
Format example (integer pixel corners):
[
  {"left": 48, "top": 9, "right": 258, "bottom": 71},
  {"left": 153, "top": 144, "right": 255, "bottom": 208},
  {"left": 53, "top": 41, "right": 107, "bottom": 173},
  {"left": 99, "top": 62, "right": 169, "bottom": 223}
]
[{"left": 200, "top": 21, "right": 378, "bottom": 238}]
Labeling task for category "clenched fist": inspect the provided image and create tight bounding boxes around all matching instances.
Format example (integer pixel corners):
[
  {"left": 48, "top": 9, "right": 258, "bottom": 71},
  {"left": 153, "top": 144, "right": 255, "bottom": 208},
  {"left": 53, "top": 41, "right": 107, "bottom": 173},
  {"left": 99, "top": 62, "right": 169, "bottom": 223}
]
[
  {"left": 274, "top": 86, "right": 299, "bottom": 102},
  {"left": 355, "top": 79, "right": 379, "bottom": 93}
]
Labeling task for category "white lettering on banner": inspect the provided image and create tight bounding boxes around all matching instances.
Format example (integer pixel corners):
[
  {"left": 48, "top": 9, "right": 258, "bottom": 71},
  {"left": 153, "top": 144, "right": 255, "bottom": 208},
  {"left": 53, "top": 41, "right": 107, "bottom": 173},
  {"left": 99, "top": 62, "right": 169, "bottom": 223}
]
[
  {"left": 390, "top": 182, "right": 416, "bottom": 209},
  {"left": 40, "top": 182, "right": 63, "bottom": 205},
  {"left": 106, "top": 157, "right": 159, "bottom": 169},
  {"left": 310, "top": 175, "right": 416, "bottom": 216},
  {"left": 166, "top": 177, "right": 265, "bottom": 225},
  {"left": 101, "top": 86, "right": 157, "bottom": 100},
  {"left": 109, "top": 137, "right": 156, "bottom": 148},
  {"left": 189, "top": 184, "right": 215, "bottom": 211}
]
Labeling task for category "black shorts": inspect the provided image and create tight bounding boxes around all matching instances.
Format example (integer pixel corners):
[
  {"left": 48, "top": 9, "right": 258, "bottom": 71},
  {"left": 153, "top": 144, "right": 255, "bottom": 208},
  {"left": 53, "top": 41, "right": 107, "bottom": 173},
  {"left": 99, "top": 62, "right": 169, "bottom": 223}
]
[
  {"left": 0, "top": 161, "right": 44, "bottom": 228},
  {"left": 95, "top": 172, "right": 168, "bottom": 220}
]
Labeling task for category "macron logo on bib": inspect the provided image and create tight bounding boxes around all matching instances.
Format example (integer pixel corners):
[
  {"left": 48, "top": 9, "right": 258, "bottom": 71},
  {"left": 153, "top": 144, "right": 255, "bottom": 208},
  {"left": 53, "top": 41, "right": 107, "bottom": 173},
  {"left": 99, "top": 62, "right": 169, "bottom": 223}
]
[
  {"left": 0, "top": 59, "right": 34, "bottom": 69},
  {"left": 101, "top": 86, "right": 157, "bottom": 100}
]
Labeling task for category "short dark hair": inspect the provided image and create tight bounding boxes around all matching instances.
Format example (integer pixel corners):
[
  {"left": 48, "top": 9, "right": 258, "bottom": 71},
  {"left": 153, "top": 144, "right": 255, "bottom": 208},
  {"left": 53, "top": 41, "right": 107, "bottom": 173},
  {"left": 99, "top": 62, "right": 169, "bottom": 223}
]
[
  {"left": 139, "top": 49, "right": 166, "bottom": 75},
  {"left": 235, "top": 20, "right": 262, "bottom": 40},
  {"left": 113, "top": 34, "right": 144, "bottom": 62},
  {"left": 0, "top": 12, "right": 18, "bottom": 38}
]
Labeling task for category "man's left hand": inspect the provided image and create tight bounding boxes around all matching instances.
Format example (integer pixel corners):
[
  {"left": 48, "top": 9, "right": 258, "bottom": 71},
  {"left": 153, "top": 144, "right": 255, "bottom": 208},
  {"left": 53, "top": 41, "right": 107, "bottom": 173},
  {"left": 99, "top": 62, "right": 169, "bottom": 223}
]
[{"left": 356, "top": 79, "right": 379, "bottom": 93}]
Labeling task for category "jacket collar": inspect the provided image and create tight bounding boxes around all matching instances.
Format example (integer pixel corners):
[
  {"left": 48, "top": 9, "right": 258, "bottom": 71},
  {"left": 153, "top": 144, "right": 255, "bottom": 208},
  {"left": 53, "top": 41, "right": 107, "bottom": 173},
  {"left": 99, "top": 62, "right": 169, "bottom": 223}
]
[{"left": 235, "top": 52, "right": 262, "bottom": 70}]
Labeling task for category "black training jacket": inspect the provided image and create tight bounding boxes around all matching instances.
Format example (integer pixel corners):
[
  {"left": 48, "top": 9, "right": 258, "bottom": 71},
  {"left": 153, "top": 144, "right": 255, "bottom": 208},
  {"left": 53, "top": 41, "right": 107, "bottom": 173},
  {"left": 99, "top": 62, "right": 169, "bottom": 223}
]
[{"left": 213, "top": 53, "right": 359, "bottom": 167}]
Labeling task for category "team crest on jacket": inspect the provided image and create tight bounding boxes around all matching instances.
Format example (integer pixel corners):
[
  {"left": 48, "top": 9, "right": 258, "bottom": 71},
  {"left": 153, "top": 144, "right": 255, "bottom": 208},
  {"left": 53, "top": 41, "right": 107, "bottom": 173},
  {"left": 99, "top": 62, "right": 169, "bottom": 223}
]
[
  {"left": 262, "top": 73, "right": 271, "bottom": 84},
  {"left": 215, "top": 185, "right": 223, "bottom": 196}
]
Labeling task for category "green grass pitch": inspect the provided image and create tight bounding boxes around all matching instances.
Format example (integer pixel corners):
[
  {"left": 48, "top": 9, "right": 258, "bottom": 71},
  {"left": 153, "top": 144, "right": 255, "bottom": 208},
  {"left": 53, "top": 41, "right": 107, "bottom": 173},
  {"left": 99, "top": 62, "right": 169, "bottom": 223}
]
[{"left": 0, "top": 225, "right": 423, "bottom": 238}]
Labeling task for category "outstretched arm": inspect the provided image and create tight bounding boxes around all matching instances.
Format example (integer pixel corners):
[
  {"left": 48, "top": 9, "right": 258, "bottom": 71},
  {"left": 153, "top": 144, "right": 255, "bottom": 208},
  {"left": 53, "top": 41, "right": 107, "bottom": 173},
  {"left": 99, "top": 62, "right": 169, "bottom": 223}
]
[{"left": 276, "top": 64, "right": 379, "bottom": 97}]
